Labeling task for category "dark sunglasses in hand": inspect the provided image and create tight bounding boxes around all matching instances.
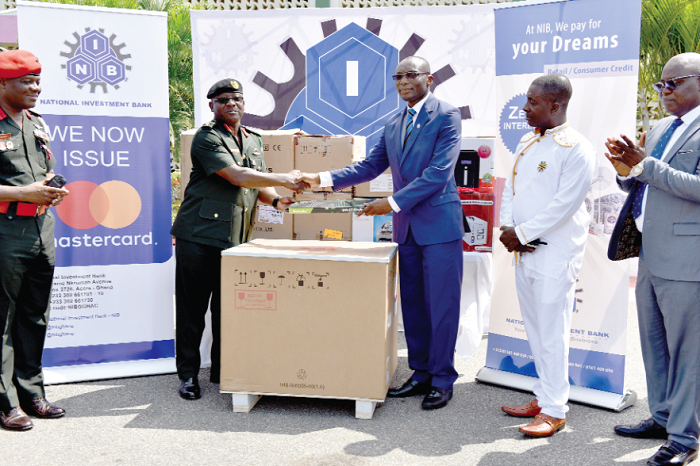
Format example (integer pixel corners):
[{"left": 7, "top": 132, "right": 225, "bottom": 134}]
[
  {"left": 392, "top": 72, "right": 431, "bottom": 81},
  {"left": 653, "top": 74, "right": 700, "bottom": 93},
  {"left": 213, "top": 96, "right": 244, "bottom": 104}
]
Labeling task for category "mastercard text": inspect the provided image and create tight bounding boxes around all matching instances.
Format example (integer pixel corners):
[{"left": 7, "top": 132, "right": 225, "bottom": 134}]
[{"left": 55, "top": 231, "right": 153, "bottom": 248}]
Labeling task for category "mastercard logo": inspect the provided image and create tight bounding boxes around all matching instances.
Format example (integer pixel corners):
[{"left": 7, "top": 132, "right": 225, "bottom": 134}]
[{"left": 56, "top": 180, "right": 142, "bottom": 230}]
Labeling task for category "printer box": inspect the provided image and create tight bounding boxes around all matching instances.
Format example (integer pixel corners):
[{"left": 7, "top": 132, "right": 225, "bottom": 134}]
[
  {"left": 294, "top": 135, "right": 365, "bottom": 193},
  {"left": 220, "top": 239, "right": 399, "bottom": 401},
  {"left": 459, "top": 188, "right": 494, "bottom": 252}
]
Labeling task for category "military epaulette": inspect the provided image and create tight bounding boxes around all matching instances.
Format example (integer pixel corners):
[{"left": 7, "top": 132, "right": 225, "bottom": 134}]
[
  {"left": 243, "top": 126, "right": 261, "bottom": 137},
  {"left": 553, "top": 126, "right": 583, "bottom": 148},
  {"left": 519, "top": 131, "right": 538, "bottom": 144},
  {"left": 202, "top": 120, "right": 216, "bottom": 129},
  {"left": 243, "top": 126, "right": 263, "bottom": 146}
]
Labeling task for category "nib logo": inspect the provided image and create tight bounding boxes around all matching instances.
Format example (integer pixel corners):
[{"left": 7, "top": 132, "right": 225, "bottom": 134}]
[{"left": 61, "top": 27, "right": 131, "bottom": 94}]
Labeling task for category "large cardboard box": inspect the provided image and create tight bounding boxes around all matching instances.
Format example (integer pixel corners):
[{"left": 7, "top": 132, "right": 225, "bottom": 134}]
[
  {"left": 294, "top": 212, "right": 354, "bottom": 241},
  {"left": 294, "top": 135, "right": 365, "bottom": 193},
  {"left": 292, "top": 192, "right": 354, "bottom": 241},
  {"left": 354, "top": 168, "right": 393, "bottom": 198},
  {"left": 220, "top": 239, "right": 399, "bottom": 401},
  {"left": 260, "top": 130, "right": 298, "bottom": 198},
  {"left": 251, "top": 205, "right": 294, "bottom": 240}
]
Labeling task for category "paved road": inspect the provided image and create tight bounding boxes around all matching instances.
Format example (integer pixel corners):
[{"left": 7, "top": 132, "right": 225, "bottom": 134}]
[{"left": 2, "top": 289, "right": 664, "bottom": 466}]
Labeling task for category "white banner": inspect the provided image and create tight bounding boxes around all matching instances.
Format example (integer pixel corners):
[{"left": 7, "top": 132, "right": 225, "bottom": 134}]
[
  {"left": 17, "top": 1, "right": 175, "bottom": 382},
  {"left": 191, "top": 5, "right": 499, "bottom": 152}
]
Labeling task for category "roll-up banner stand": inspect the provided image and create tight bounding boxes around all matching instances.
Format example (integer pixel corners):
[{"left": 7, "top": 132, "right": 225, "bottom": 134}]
[
  {"left": 478, "top": 0, "right": 642, "bottom": 411},
  {"left": 17, "top": 1, "right": 175, "bottom": 383}
]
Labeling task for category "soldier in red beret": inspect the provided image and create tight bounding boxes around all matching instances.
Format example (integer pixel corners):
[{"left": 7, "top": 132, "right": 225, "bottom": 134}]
[{"left": 0, "top": 50, "right": 69, "bottom": 431}]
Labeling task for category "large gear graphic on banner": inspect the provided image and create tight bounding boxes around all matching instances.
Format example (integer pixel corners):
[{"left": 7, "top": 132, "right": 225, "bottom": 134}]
[
  {"left": 243, "top": 17, "right": 472, "bottom": 155},
  {"left": 202, "top": 21, "right": 257, "bottom": 75},
  {"left": 60, "top": 27, "right": 131, "bottom": 94}
]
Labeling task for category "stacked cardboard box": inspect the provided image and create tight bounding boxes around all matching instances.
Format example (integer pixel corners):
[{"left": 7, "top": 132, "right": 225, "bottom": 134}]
[{"left": 220, "top": 239, "right": 399, "bottom": 401}]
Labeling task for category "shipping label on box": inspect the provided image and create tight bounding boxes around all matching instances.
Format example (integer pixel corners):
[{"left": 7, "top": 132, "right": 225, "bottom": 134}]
[
  {"left": 251, "top": 205, "right": 294, "bottom": 240},
  {"left": 220, "top": 240, "right": 398, "bottom": 400}
]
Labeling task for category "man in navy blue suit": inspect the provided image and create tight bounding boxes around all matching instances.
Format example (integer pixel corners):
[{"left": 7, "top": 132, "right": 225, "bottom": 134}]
[{"left": 302, "top": 56, "right": 464, "bottom": 410}]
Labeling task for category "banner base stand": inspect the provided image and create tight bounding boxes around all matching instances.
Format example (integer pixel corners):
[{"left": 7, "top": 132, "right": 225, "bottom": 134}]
[
  {"left": 44, "top": 358, "right": 176, "bottom": 385},
  {"left": 476, "top": 367, "right": 637, "bottom": 412}
]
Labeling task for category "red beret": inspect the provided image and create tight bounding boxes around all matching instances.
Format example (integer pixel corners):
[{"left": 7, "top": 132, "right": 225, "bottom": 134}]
[{"left": 0, "top": 50, "right": 41, "bottom": 79}]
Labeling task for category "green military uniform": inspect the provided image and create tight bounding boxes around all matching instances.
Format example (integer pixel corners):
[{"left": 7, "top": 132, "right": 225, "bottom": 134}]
[
  {"left": 170, "top": 120, "right": 266, "bottom": 383},
  {"left": 0, "top": 106, "right": 56, "bottom": 413}
]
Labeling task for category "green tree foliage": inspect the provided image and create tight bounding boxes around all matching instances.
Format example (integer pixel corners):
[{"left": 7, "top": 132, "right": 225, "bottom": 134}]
[
  {"left": 640, "top": 0, "right": 700, "bottom": 131},
  {"left": 35, "top": 0, "right": 205, "bottom": 161}
]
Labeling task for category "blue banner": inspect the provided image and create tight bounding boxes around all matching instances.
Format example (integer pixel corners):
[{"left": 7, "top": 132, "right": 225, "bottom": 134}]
[{"left": 495, "top": 0, "right": 641, "bottom": 76}]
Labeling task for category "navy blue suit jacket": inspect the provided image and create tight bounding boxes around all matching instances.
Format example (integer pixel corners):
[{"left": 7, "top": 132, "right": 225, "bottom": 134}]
[{"left": 330, "top": 94, "right": 464, "bottom": 245}]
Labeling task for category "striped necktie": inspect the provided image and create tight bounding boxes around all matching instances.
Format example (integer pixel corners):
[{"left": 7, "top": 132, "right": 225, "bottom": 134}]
[
  {"left": 404, "top": 107, "right": 416, "bottom": 146},
  {"left": 631, "top": 118, "right": 683, "bottom": 218}
]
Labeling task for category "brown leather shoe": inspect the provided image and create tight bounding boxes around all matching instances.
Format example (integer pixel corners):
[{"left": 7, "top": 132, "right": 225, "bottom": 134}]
[
  {"left": 0, "top": 407, "right": 33, "bottom": 431},
  {"left": 502, "top": 398, "right": 541, "bottom": 417},
  {"left": 519, "top": 413, "right": 566, "bottom": 437},
  {"left": 24, "top": 398, "right": 66, "bottom": 419}
]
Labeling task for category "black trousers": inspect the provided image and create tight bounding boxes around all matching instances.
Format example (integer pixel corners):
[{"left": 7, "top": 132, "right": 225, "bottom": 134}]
[
  {"left": 0, "top": 213, "right": 55, "bottom": 412},
  {"left": 175, "top": 238, "right": 222, "bottom": 383}
]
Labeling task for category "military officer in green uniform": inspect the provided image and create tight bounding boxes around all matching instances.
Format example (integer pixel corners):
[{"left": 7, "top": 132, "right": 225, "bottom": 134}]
[
  {"left": 0, "top": 50, "right": 69, "bottom": 431},
  {"left": 171, "top": 79, "right": 306, "bottom": 400}
]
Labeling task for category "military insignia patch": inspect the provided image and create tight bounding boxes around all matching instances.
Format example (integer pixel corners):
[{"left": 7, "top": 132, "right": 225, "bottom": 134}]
[
  {"left": 232, "top": 80, "right": 240, "bottom": 90},
  {"left": 538, "top": 161, "right": 547, "bottom": 172}
]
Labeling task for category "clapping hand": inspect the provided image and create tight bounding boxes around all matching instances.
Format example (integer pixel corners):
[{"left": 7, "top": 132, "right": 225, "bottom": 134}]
[{"left": 605, "top": 132, "right": 647, "bottom": 176}]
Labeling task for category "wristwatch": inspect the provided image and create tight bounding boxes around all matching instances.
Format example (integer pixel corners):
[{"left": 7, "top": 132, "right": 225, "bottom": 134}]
[
  {"left": 272, "top": 196, "right": 281, "bottom": 208},
  {"left": 631, "top": 162, "right": 644, "bottom": 177}
]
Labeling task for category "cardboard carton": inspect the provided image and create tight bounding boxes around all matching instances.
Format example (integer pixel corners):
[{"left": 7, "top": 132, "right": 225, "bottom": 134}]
[
  {"left": 220, "top": 239, "right": 399, "bottom": 401},
  {"left": 260, "top": 130, "right": 298, "bottom": 198},
  {"left": 251, "top": 205, "right": 294, "bottom": 240},
  {"left": 354, "top": 168, "right": 393, "bottom": 198},
  {"left": 294, "top": 212, "right": 354, "bottom": 241},
  {"left": 294, "top": 135, "right": 365, "bottom": 192}
]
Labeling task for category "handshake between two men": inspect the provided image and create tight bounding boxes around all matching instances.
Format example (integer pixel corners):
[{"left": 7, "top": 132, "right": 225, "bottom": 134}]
[{"left": 279, "top": 172, "right": 394, "bottom": 217}]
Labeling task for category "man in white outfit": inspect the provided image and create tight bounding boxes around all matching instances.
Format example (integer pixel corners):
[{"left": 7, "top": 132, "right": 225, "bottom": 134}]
[{"left": 498, "top": 74, "right": 597, "bottom": 437}]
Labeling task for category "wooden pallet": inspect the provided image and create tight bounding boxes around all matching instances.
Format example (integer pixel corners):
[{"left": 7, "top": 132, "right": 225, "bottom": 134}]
[{"left": 228, "top": 392, "right": 380, "bottom": 419}]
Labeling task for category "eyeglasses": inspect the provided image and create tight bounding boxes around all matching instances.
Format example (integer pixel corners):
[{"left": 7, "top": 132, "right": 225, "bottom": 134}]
[
  {"left": 392, "top": 72, "right": 430, "bottom": 81},
  {"left": 653, "top": 74, "right": 700, "bottom": 93},
  {"left": 213, "top": 96, "right": 244, "bottom": 104}
]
